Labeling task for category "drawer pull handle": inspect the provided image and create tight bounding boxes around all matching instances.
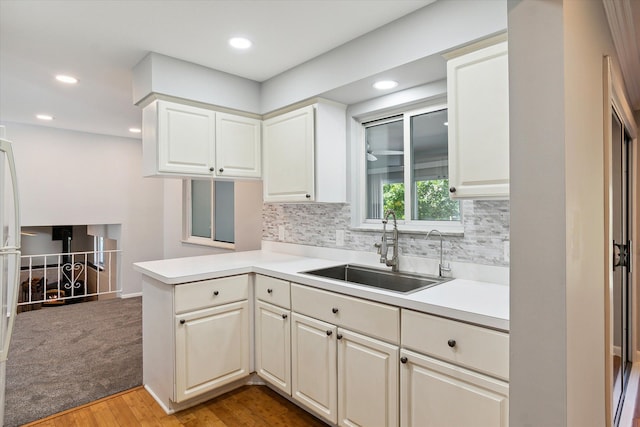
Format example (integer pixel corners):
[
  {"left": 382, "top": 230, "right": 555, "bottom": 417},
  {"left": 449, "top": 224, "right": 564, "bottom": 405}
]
[
  {"left": 213, "top": 290, "right": 219, "bottom": 296},
  {"left": 447, "top": 339, "right": 457, "bottom": 348},
  {"left": 267, "top": 288, "right": 273, "bottom": 294},
  {"left": 179, "top": 319, "right": 185, "bottom": 325},
  {"left": 326, "top": 330, "right": 333, "bottom": 336},
  {"left": 282, "top": 313, "right": 288, "bottom": 319},
  {"left": 337, "top": 334, "right": 343, "bottom": 340},
  {"left": 332, "top": 307, "right": 339, "bottom": 314},
  {"left": 400, "top": 357, "right": 408, "bottom": 364}
]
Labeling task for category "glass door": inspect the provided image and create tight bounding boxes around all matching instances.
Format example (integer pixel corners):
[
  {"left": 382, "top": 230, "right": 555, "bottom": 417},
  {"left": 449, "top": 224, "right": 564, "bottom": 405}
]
[{"left": 612, "top": 107, "right": 633, "bottom": 425}]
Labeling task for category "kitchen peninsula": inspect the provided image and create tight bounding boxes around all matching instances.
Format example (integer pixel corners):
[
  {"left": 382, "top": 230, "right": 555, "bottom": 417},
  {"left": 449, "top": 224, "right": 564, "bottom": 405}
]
[{"left": 134, "top": 249, "right": 509, "bottom": 426}]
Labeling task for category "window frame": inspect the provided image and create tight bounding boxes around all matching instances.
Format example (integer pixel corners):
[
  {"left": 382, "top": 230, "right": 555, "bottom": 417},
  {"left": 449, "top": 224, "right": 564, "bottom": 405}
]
[
  {"left": 353, "top": 102, "right": 464, "bottom": 234},
  {"left": 182, "top": 179, "right": 235, "bottom": 249}
]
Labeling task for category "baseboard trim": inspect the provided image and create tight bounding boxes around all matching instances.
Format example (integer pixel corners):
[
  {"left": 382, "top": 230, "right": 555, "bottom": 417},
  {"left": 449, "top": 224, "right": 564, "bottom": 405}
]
[{"left": 121, "top": 292, "right": 142, "bottom": 299}]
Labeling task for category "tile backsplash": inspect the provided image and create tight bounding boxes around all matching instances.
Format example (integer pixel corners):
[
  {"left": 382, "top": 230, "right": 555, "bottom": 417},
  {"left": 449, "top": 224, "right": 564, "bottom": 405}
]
[{"left": 263, "top": 200, "right": 510, "bottom": 267}]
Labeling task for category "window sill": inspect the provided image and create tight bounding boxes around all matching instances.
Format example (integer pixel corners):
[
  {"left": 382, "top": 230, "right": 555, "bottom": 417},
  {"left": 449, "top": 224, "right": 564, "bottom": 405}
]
[
  {"left": 181, "top": 238, "right": 235, "bottom": 250},
  {"left": 351, "top": 222, "right": 464, "bottom": 236}
]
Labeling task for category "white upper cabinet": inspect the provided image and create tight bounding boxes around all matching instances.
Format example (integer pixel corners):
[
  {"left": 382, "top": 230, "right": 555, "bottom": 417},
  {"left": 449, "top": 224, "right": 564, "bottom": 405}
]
[
  {"left": 142, "top": 99, "right": 261, "bottom": 179},
  {"left": 144, "top": 100, "right": 216, "bottom": 177},
  {"left": 263, "top": 101, "right": 346, "bottom": 203},
  {"left": 446, "top": 39, "right": 509, "bottom": 199},
  {"left": 215, "top": 112, "right": 261, "bottom": 178},
  {"left": 263, "top": 106, "right": 315, "bottom": 202}
]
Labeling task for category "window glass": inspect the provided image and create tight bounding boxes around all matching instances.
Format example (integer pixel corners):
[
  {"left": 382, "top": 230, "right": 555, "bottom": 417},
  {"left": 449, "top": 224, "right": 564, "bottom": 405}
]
[
  {"left": 214, "top": 181, "right": 234, "bottom": 243},
  {"left": 410, "top": 109, "right": 460, "bottom": 221},
  {"left": 191, "top": 179, "right": 212, "bottom": 238},
  {"left": 365, "top": 117, "right": 404, "bottom": 219},
  {"left": 363, "top": 107, "right": 460, "bottom": 225}
]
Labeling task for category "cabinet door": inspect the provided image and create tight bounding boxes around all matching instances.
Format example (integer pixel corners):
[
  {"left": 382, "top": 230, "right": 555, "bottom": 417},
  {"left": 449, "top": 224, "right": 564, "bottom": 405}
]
[
  {"left": 291, "top": 312, "right": 337, "bottom": 423},
  {"left": 255, "top": 300, "right": 291, "bottom": 395},
  {"left": 215, "top": 112, "right": 261, "bottom": 178},
  {"left": 263, "top": 106, "right": 315, "bottom": 202},
  {"left": 175, "top": 300, "right": 249, "bottom": 403},
  {"left": 447, "top": 41, "right": 509, "bottom": 199},
  {"left": 337, "top": 329, "right": 398, "bottom": 427},
  {"left": 400, "top": 349, "right": 509, "bottom": 427},
  {"left": 157, "top": 101, "right": 215, "bottom": 175}
]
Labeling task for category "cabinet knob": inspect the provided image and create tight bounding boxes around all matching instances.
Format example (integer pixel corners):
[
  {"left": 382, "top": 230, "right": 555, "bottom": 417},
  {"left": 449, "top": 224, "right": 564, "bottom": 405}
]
[
  {"left": 180, "top": 319, "right": 185, "bottom": 325},
  {"left": 326, "top": 330, "right": 333, "bottom": 336},
  {"left": 305, "top": 194, "right": 311, "bottom": 199},
  {"left": 336, "top": 333, "right": 343, "bottom": 340},
  {"left": 332, "top": 307, "right": 339, "bottom": 314},
  {"left": 400, "top": 356, "right": 408, "bottom": 364},
  {"left": 267, "top": 288, "right": 273, "bottom": 294},
  {"left": 447, "top": 339, "right": 457, "bottom": 348},
  {"left": 213, "top": 290, "right": 219, "bottom": 296},
  {"left": 209, "top": 167, "right": 215, "bottom": 172},
  {"left": 449, "top": 186, "right": 456, "bottom": 193},
  {"left": 219, "top": 168, "right": 224, "bottom": 173},
  {"left": 282, "top": 313, "right": 288, "bottom": 319}
]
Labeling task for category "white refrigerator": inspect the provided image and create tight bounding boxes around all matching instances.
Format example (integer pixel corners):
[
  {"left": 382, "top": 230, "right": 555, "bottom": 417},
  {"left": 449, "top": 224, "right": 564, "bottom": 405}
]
[{"left": 0, "top": 129, "right": 20, "bottom": 427}]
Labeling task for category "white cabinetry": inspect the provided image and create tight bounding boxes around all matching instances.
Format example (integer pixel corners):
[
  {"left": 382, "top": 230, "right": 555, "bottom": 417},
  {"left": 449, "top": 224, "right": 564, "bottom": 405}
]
[
  {"left": 290, "top": 283, "right": 399, "bottom": 426},
  {"left": 144, "top": 100, "right": 215, "bottom": 176},
  {"left": 291, "top": 312, "right": 338, "bottom": 422},
  {"left": 400, "top": 309, "right": 509, "bottom": 427},
  {"left": 142, "top": 99, "right": 261, "bottom": 179},
  {"left": 175, "top": 300, "right": 249, "bottom": 402},
  {"left": 142, "top": 274, "right": 250, "bottom": 412},
  {"left": 446, "top": 39, "right": 509, "bottom": 199},
  {"left": 263, "top": 101, "right": 346, "bottom": 203},
  {"left": 215, "top": 112, "right": 261, "bottom": 178},
  {"left": 254, "top": 275, "right": 291, "bottom": 395}
]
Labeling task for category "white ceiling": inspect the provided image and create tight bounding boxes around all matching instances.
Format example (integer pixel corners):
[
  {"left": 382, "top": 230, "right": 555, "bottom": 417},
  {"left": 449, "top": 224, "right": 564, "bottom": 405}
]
[{"left": 0, "top": 0, "right": 434, "bottom": 140}]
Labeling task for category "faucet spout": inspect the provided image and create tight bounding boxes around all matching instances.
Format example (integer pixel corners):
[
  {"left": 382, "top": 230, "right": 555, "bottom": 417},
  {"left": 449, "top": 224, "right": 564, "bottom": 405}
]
[
  {"left": 426, "top": 229, "right": 450, "bottom": 278},
  {"left": 375, "top": 210, "right": 399, "bottom": 272}
]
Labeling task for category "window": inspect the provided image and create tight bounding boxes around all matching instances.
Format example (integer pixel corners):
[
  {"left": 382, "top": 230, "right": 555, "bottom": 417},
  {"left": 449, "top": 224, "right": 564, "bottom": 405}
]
[
  {"left": 93, "top": 236, "right": 105, "bottom": 269},
  {"left": 183, "top": 179, "right": 235, "bottom": 248},
  {"left": 361, "top": 105, "right": 461, "bottom": 231}
]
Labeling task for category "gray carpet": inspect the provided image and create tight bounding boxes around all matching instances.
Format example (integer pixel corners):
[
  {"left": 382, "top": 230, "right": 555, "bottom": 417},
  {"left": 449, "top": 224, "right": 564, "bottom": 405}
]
[{"left": 4, "top": 297, "right": 142, "bottom": 426}]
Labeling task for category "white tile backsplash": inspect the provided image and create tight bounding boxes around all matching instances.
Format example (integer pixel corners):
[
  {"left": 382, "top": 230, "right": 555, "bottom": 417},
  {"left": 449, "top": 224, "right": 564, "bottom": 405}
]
[{"left": 263, "top": 200, "right": 510, "bottom": 268}]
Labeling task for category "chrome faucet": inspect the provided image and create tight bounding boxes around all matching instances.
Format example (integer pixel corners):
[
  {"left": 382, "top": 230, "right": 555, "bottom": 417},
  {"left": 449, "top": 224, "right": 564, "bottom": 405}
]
[
  {"left": 374, "top": 210, "right": 399, "bottom": 272},
  {"left": 426, "top": 229, "right": 451, "bottom": 278}
]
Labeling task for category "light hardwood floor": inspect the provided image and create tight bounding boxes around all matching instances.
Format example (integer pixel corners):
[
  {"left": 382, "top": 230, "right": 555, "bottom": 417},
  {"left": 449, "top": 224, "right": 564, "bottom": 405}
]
[{"left": 24, "top": 386, "right": 329, "bottom": 427}]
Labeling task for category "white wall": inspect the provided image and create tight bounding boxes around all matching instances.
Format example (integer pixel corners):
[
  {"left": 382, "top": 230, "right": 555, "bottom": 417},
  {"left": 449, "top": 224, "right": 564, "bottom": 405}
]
[
  {"left": 509, "top": 0, "right": 615, "bottom": 425},
  {"left": 2, "top": 122, "right": 165, "bottom": 296}
]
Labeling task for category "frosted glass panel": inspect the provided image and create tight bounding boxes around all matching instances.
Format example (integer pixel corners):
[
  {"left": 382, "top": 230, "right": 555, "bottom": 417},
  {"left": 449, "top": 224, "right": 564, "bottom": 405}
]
[
  {"left": 214, "top": 181, "right": 234, "bottom": 243},
  {"left": 191, "top": 180, "right": 211, "bottom": 238}
]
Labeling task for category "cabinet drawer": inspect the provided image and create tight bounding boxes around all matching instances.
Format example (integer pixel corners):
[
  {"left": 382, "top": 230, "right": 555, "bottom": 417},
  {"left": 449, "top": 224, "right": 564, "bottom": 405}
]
[
  {"left": 255, "top": 275, "right": 290, "bottom": 309},
  {"left": 401, "top": 309, "right": 509, "bottom": 380},
  {"left": 291, "top": 283, "right": 399, "bottom": 344},
  {"left": 175, "top": 275, "right": 249, "bottom": 314}
]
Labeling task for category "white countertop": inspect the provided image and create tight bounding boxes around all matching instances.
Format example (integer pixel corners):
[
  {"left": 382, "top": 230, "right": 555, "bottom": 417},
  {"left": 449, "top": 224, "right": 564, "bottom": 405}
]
[{"left": 133, "top": 250, "right": 509, "bottom": 331}]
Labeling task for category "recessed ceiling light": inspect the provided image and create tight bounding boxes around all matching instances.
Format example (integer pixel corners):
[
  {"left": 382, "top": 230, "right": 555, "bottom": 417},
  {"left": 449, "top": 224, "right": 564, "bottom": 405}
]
[
  {"left": 55, "top": 74, "right": 78, "bottom": 84},
  {"left": 444, "top": 122, "right": 449, "bottom": 126},
  {"left": 129, "top": 127, "right": 142, "bottom": 134},
  {"left": 229, "top": 37, "right": 252, "bottom": 49},
  {"left": 373, "top": 80, "right": 398, "bottom": 90},
  {"left": 36, "top": 114, "right": 54, "bottom": 121}
]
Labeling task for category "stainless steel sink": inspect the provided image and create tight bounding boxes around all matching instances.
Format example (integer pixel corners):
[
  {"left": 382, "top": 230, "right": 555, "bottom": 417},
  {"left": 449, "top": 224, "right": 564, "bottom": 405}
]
[{"left": 301, "top": 264, "right": 448, "bottom": 294}]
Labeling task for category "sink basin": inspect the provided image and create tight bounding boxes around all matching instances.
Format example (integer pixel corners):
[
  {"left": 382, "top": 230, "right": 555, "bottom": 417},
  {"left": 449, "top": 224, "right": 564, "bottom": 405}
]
[{"left": 301, "top": 264, "right": 448, "bottom": 294}]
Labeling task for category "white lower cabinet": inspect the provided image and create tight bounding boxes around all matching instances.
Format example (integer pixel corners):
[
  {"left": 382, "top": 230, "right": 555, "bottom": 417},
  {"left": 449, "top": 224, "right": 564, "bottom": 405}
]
[
  {"left": 291, "top": 312, "right": 338, "bottom": 423},
  {"left": 143, "top": 272, "right": 507, "bottom": 425},
  {"left": 290, "top": 283, "right": 400, "bottom": 426},
  {"left": 255, "top": 300, "right": 291, "bottom": 395},
  {"left": 400, "top": 349, "right": 508, "bottom": 427},
  {"left": 337, "top": 328, "right": 398, "bottom": 427},
  {"left": 175, "top": 300, "right": 249, "bottom": 403}
]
